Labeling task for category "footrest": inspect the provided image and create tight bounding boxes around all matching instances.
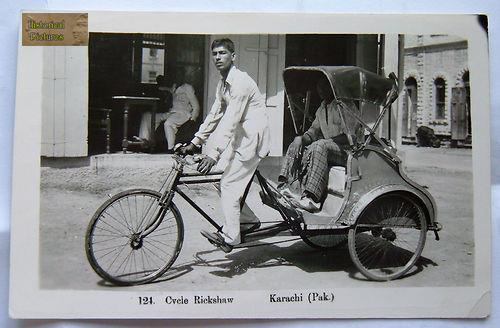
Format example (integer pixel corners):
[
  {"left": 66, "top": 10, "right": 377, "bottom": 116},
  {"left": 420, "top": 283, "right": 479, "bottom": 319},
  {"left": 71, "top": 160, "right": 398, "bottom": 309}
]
[
  {"left": 259, "top": 190, "right": 301, "bottom": 218},
  {"left": 304, "top": 223, "right": 348, "bottom": 231},
  {"left": 241, "top": 222, "right": 291, "bottom": 243},
  {"left": 301, "top": 212, "right": 335, "bottom": 225},
  {"left": 259, "top": 190, "right": 279, "bottom": 210}
]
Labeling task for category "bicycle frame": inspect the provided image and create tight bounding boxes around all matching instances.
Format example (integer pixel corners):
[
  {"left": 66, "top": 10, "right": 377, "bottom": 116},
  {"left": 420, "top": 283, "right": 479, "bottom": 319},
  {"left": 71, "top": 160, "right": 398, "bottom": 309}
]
[
  {"left": 174, "top": 170, "right": 225, "bottom": 232},
  {"left": 174, "top": 168, "right": 300, "bottom": 235},
  {"left": 139, "top": 155, "right": 349, "bottom": 247},
  {"left": 147, "top": 155, "right": 305, "bottom": 240}
]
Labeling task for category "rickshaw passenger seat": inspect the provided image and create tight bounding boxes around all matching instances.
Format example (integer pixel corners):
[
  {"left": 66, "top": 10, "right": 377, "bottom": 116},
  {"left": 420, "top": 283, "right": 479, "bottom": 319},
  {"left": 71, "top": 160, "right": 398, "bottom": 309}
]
[{"left": 327, "top": 166, "right": 346, "bottom": 195}]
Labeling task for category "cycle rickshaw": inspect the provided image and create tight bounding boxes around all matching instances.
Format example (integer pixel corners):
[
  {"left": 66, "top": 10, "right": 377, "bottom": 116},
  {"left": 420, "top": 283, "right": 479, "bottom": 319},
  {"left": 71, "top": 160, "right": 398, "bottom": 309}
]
[{"left": 85, "top": 66, "right": 442, "bottom": 285}]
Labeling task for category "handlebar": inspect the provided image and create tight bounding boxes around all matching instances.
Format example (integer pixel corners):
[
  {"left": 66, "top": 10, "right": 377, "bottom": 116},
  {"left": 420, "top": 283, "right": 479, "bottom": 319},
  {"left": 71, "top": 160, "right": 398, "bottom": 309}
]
[
  {"left": 384, "top": 72, "right": 399, "bottom": 108},
  {"left": 171, "top": 153, "right": 207, "bottom": 170}
]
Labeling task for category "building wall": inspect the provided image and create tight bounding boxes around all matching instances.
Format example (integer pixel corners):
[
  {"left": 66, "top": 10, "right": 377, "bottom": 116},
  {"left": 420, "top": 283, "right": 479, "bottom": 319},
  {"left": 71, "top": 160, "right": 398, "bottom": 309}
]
[
  {"left": 403, "top": 35, "right": 468, "bottom": 136},
  {"left": 41, "top": 47, "right": 88, "bottom": 157},
  {"left": 41, "top": 34, "right": 389, "bottom": 157},
  {"left": 405, "top": 34, "right": 465, "bottom": 48}
]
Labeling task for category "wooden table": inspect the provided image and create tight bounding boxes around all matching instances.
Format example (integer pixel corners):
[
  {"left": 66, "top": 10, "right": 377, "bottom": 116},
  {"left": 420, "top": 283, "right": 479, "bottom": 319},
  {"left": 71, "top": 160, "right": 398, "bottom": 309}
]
[{"left": 112, "top": 96, "right": 160, "bottom": 153}]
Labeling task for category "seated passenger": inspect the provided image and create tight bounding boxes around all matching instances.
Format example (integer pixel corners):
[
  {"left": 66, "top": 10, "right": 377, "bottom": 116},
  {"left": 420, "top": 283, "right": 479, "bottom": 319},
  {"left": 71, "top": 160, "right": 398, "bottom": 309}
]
[
  {"left": 136, "top": 72, "right": 200, "bottom": 152},
  {"left": 135, "top": 75, "right": 171, "bottom": 146},
  {"left": 278, "top": 78, "right": 359, "bottom": 212}
]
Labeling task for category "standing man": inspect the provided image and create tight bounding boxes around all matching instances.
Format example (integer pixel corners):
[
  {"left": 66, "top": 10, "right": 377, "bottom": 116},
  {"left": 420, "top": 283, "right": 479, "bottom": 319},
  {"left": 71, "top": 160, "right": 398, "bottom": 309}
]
[{"left": 178, "top": 38, "right": 270, "bottom": 252}]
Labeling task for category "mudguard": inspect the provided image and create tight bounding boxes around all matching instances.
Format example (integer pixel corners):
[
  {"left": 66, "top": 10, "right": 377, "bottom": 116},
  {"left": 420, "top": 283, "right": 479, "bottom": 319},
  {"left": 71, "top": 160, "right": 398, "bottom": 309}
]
[{"left": 344, "top": 183, "right": 436, "bottom": 228}]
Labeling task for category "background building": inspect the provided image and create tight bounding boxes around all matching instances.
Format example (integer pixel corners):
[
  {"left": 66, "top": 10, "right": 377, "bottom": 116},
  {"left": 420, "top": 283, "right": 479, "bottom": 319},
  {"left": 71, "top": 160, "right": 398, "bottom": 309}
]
[
  {"left": 401, "top": 35, "right": 470, "bottom": 146},
  {"left": 39, "top": 33, "right": 402, "bottom": 157}
]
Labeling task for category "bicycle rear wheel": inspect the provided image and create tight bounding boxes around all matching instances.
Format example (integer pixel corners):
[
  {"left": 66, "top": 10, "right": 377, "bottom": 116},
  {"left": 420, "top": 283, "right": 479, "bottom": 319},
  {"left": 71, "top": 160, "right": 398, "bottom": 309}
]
[
  {"left": 348, "top": 193, "right": 427, "bottom": 281},
  {"left": 85, "top": 189, "right": 183, "bottom": 286}
]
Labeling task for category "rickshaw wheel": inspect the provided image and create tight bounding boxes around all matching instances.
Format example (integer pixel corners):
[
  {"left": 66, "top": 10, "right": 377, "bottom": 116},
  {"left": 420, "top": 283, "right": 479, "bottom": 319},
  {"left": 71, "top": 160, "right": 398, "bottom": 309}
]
[
  {"left": 348, "top": 192, "right": 427, "bottom": 281},
  {"left": 85, "top": 189, "right": 184, "bottom": 286},
  {"left": 301, "top": 234, "right": 348, "bottom": 250}
]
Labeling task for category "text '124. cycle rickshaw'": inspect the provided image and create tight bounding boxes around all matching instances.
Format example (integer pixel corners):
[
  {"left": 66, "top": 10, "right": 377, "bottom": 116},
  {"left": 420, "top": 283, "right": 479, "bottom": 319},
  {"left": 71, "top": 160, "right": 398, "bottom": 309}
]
[{"left": 85, "top": 66, "right": 442, "bottom": 286}]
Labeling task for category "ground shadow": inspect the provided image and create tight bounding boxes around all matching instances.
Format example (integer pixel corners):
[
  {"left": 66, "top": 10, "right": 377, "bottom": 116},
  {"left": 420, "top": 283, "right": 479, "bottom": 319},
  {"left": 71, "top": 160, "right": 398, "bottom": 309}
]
[
  {"left": 98, "top": 236, "right": 439, "bottom": 286},
  {"left": 191, "top": 237, "right": 438, "bottom": 281},
  {"left": 348, "top": 256, "right": 438, "bottom": 282},
  {"left": 190, "top": 240, "right": 356, "bottom": 278},
  {"left": 96, "top": 266, "right": 193, "bottom": 288}
]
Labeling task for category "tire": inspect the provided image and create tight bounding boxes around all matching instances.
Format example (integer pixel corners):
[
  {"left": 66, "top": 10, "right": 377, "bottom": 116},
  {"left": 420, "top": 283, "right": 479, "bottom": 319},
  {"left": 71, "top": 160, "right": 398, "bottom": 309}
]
[
  {"left": 348, "top": 192, "right": 427, "bottom": 281},
  {"left": 301, "top": 233, "right": 348, "bottom": 250},
  {"left": 85, "top": 189, "right": 184, "bottom": 286}
]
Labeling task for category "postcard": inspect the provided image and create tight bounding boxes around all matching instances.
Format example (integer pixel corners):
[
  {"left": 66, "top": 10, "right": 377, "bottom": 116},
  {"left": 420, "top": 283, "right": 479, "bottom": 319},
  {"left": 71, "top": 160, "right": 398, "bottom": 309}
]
[{"left": 9, "top": 11, "right": 490, "bottom": 318}]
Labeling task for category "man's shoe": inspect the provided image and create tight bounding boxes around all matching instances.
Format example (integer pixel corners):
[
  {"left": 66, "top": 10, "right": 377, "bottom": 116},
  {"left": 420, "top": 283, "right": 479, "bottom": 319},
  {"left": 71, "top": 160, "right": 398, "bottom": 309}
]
[
  {"left": 240, "top": 222, "right": 261, "bottom": 235},
  {"left": 290, "top": 196, "right": 321, "bottom": 212},
  {"left": 200, "top": 230, "right": 233, "bottom": 253}
]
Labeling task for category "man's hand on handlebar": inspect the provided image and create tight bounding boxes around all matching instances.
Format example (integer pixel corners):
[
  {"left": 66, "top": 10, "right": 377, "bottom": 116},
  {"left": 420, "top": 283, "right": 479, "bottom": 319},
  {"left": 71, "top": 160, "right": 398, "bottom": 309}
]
[
  {"left": 197, "top": 156, "right": 216, "bottom": 174},
  {"left": 175, "top": 142, "right": 197, "bottom": 156},
  {"left": 174, "top": 143, "right": 216, "bottom": 174}
]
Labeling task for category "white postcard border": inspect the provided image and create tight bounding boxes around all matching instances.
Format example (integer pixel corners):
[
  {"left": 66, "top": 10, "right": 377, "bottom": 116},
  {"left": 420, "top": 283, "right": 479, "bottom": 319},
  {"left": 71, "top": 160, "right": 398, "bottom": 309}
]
[{"left": 9, "top": 12, "right": 491, "bottom": 318}]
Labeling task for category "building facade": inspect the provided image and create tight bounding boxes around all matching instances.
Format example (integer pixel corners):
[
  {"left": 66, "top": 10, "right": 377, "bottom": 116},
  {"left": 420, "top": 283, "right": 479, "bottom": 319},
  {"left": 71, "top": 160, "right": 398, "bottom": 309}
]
[
  {"left": 401, "top": 35, "right": 470, "bottom": 144},
  {"left": 41, "top": 33, "right": 400, "bottom": 157}
]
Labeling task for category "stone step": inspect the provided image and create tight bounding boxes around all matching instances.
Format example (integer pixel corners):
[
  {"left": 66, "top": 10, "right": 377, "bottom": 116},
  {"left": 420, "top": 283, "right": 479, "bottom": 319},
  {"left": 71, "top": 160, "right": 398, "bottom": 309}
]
[{"left": 90, "top": 152, "right": 176, "bottom": 169}]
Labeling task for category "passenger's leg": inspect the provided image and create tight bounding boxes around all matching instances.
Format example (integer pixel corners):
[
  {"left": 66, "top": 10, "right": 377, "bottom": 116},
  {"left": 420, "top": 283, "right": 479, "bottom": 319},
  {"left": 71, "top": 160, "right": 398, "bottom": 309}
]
[
  {"left": 301, "top": 139, "right": 342, "bottom": 202},
  {"left": 278, "top": 145, "right": 301, "bottom": 184}
]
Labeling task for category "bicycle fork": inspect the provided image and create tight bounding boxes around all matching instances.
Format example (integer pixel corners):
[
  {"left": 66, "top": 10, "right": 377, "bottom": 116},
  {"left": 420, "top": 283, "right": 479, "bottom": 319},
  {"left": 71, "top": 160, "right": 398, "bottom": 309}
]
[{"left": 138, "top": 164, "right": 184, "bottom": 239}]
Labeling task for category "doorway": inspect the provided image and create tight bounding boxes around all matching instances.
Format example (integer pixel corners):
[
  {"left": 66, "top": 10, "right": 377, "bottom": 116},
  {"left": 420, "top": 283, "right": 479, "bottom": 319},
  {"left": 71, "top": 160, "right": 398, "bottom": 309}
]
[
  {"left": 402, "top": 77, "right": 418, "bottom": 139},
  {"left": 88, "top": 33, "right": 205, "bottom": 154}
]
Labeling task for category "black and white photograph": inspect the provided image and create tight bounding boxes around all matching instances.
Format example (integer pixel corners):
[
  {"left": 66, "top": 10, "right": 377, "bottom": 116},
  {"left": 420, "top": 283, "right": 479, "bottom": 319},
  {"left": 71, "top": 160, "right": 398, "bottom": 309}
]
[{"left": 9, "top": 12, "right": 490, "bottom": 318}]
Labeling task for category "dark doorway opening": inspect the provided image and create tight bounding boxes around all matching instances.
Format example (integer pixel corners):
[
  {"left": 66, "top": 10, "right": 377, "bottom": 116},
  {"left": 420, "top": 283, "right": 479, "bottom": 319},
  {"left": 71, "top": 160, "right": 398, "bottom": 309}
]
[
  {"left": 402, "top": 77, "right": 418, "bottom": 139},
  {"left": 463, "top": 71, "right": 471, "bottom": 137},
  {"left": 88, "top": 33, "right": 206, "bottom": 155}
]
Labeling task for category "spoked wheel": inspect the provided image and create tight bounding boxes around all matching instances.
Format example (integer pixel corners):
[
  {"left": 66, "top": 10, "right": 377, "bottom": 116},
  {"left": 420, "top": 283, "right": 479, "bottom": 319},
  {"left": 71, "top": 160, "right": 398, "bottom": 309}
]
[
  {"left": 85, "top": 189, "right": 184, "bottom": 286},
  {"left": 348, "top": 193, "right": 427, "bottom": 281},
  {"left": 301, "top": 233, "right": 348, "bottom": 250}
]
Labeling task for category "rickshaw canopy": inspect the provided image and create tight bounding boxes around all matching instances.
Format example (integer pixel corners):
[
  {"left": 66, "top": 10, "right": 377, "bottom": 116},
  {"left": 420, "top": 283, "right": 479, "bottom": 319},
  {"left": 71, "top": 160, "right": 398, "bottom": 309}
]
[
  {"left": 283, "top": 66, "right": 396, "bottom": 107},
  {"left": 283, "top": 65, "right": 400, "bottom": 151}
]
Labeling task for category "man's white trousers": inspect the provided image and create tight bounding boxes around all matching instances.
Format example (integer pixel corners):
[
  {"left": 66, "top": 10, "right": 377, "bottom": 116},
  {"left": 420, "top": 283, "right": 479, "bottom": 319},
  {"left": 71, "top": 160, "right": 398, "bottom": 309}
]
[{"left": 219, "top": 153, "right": 261, "bottom": 245}]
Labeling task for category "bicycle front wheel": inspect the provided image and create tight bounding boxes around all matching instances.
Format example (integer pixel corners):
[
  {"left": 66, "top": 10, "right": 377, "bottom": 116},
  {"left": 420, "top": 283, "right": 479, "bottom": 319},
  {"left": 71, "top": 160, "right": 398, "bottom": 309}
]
[{"left": 85, "top": 189, "right": 184, "bottom": 286}]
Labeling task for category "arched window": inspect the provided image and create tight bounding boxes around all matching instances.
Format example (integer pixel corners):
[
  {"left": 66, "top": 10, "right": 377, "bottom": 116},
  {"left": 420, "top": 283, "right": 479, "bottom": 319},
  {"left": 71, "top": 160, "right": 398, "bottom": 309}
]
[
  {"left": 434, "top": 78, "right": 446, "bottom": 119},
  {"left": 405, "top": 77, "right": 418, "bottom": 102},
  {"left": 462, "top": 71, "right": 469, "bottom": 86}
]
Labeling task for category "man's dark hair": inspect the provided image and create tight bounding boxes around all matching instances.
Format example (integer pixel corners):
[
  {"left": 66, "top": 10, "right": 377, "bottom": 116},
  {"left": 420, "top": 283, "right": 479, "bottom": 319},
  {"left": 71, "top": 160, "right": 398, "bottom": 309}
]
[{"left": 211, "top": 38, "right": 235, "bottom": 53}]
